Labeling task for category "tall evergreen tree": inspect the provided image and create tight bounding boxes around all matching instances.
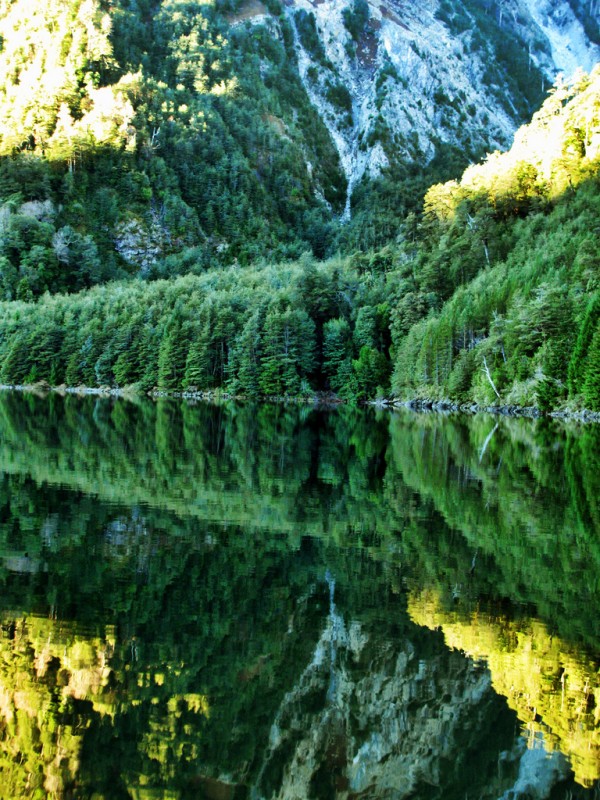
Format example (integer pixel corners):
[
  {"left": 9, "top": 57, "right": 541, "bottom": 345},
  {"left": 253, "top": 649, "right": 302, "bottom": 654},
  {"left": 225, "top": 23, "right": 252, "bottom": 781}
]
[{"left": 582, "top": 324, "right": 600, "bottom": 412}]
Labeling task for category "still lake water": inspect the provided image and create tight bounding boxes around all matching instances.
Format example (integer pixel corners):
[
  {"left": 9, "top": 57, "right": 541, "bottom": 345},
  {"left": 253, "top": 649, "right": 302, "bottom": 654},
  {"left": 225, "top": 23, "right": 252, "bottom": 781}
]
[{"left": 0, "top": 391, "right": 598, "bottom": 800}]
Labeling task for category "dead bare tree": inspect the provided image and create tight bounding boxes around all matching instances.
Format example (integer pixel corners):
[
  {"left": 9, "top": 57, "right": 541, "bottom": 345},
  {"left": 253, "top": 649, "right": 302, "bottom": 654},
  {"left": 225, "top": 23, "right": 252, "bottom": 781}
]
[{"left": 482, "top": 355, "right": 500, "bottom": 398}]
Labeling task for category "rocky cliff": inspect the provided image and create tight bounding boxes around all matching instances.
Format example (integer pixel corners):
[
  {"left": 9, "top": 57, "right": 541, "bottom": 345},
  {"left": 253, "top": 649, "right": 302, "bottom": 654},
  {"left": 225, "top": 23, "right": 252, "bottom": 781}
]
[
  {"left": 245, "top": 575, "right": 573, "bottom": 799},
  {"left": 278, "top": 0, "right": 600, "bottom": 210}
]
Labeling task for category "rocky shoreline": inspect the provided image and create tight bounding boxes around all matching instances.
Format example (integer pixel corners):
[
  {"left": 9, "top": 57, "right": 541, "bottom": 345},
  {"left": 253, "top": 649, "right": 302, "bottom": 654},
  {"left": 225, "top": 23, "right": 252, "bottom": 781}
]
[
  {"left": 1, "top": 382, "right": 599, "bottom": 421},
  {"left": 0, "top": 381, "right": 343, "bottom": 407},
  {"left": 389, "top": 397, "right": 600, "bottom": 422}
]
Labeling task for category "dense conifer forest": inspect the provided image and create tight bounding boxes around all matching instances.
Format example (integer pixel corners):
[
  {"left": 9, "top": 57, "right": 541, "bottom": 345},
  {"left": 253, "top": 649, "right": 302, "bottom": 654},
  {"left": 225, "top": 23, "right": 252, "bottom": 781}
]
[{"left": 0, "top": 0, "right": 598, "bottom": 411}]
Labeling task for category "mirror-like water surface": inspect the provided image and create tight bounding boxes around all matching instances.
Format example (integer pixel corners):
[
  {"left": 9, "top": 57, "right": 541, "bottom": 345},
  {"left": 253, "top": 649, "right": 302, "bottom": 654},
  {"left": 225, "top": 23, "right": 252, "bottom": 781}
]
[{"left": 0, "top": 392, "right": 598, "bottom": 799}]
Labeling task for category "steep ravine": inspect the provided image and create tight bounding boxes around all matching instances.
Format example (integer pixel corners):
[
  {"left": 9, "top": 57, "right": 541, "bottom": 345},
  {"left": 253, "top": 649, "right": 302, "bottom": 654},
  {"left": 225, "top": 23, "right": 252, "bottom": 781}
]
[{"left": 280, "top": 0, "right": 600, "bottom": 212}]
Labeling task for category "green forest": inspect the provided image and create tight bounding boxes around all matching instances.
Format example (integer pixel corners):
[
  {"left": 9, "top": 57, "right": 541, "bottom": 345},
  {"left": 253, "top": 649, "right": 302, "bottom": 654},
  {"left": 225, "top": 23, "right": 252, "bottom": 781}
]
[{"left": 0, "top": 0, "right": 599, "bottom": 412}]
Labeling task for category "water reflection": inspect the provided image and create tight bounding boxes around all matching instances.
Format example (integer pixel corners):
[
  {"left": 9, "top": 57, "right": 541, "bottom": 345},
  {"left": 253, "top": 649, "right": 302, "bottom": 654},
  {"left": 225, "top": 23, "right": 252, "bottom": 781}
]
[
  {"left": 410, "top": 590, "right": 600, "bottom": 788},
  {"left": 0, "top": 391, "right": 598, "bottom": 798}
]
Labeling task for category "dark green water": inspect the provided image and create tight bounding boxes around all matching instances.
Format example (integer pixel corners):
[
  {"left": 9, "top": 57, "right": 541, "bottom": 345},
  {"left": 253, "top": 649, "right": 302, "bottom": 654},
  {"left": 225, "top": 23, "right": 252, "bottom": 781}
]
[{"left": 0, "top": 392, "right": 598, "bottom": 800}]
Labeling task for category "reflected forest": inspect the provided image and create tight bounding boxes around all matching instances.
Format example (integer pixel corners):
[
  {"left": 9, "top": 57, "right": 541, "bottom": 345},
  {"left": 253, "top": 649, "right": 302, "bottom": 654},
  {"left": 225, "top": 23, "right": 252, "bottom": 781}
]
[{"left": 0, "top": 392, "right": 598, "bottom": 798}]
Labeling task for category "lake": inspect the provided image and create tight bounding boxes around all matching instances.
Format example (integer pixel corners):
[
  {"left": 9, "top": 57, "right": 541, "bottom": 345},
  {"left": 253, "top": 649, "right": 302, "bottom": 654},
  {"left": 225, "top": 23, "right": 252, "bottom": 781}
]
[{"left": 0, "top": 391, "right": 598, "bottom": 799}]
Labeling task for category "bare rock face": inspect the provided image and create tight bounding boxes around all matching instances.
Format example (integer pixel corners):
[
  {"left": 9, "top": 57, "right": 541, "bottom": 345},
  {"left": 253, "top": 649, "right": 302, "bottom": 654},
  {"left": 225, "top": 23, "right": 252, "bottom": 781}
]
[
  {"left": 520, "top": 0, "right": 600, "bottom": 76},
  {"left": 245, "top": 582, "right": 570, "bottom": 799},
  {"left": 277, "top": 0, "right": 600, "bottom": 212},
  {"left": 114, "top": 213, "right": 172, "bottom": 275}
]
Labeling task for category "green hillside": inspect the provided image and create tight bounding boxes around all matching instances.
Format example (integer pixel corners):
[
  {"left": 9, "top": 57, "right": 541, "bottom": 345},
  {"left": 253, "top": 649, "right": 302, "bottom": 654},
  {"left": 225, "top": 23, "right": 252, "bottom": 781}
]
[
  {"left": 0, "top": 0, "right": 598, "bottom": 411},
  {"left": 1, "top": 67, "right": 599, "bottom": 411},
  {"left": 390, "top": 69, "right": 600, "bottom": 411},
  {"left": 0, "top": 0, "right": 346, "bottom": 300}
]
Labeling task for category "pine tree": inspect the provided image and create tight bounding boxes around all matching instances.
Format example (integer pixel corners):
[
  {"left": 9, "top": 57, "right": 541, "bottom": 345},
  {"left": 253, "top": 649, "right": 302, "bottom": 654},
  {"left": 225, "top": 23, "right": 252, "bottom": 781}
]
[
  {"left": 582, "top": 324, "right": 600, "bottom": 412},
  {"left": 323, "top": 317, "right": 352, "bottom": 392},
  {"left": 353, "top": 307, "right": 377, "bottom": 351},
  {"left": 235, "top": 312, "right": 263, "bottom": 397},
  {"left": 139, "top": 323, "right": 160, "bottom": 392},
  {"left": 112, "top": 324, "right": 141, "bottom": 386},
  {"left": 259, "top": 307, "right": 316, "bottom": 396},
  {"left": 157, "top": 322, "right": 189, "bottom": 391},
  {"left": 183, "top": 330, "right": 212, "bottom": 391},
  {"left": 568, "top": 295, "right": 600, "bottom": 396},
  {"left": 1, "top": 335, "right": 31, "bottom": 383},
  {"left": 353, "top": 346, "right": 390, "bottom": 400}
]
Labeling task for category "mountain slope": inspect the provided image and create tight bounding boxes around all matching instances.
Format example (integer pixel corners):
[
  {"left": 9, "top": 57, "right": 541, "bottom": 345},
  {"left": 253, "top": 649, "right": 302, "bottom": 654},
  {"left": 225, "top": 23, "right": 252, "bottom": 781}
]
[
  {"left": 390, "top": 66, "right": 600, "bottom": 411},
  {"left": 284, "top": 0, "right": 600, "bottom": 244},
  {"left": 0, "top": 0, "right": 598, "bottom": 297},
  {"left": 1, "top": 63, "right": 598, "bottom": 412}
]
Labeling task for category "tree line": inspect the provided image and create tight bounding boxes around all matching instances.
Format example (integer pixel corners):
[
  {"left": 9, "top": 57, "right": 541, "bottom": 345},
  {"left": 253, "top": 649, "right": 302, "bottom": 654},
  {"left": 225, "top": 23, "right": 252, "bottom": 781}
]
[
  {"left": 0, "top": 257, "right": 393, "bottom": 400},
  {"left": 0, "top": 65, "right": 598, "bottom": 411}
]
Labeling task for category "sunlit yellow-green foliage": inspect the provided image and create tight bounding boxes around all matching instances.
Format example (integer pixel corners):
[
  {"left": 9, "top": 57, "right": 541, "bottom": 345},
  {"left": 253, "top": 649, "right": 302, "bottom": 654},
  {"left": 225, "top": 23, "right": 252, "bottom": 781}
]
[
  {"left": 0, "top": 0, "right": 133, "bottom": 156},
  {"left": 423, "top": 67, "right": 600, "bottom": 221},
  {"left": 409, "top": 589, "right": 600, "bottom": 787},
  {"left": 0, "top": 613, "right": 214, "bottom": 798},
  {"left": 0, "top": 615, "right": 112, "bottom": 797}
]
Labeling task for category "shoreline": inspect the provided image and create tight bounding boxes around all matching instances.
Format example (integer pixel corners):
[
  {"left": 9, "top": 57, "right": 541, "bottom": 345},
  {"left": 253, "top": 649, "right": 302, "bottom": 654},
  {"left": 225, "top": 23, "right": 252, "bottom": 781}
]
[
  {"left": 390, "top": 398, "right": 600, "bottom": 423},
  {"left": 1, "top": 382, "right": 599, "bottom": 422},
  {"left": 0, "top": 382, "right": 344, "bottom": 407}
]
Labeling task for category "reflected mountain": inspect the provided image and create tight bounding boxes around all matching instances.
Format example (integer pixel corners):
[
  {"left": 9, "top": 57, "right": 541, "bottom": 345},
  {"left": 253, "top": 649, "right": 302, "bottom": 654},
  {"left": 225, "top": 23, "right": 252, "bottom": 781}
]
[
  {"left": 410, "top": 590, "right": 600, "bottom": 788},
  {"left": 0, "top": 391, "right": 598, "bottom": 798}
]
